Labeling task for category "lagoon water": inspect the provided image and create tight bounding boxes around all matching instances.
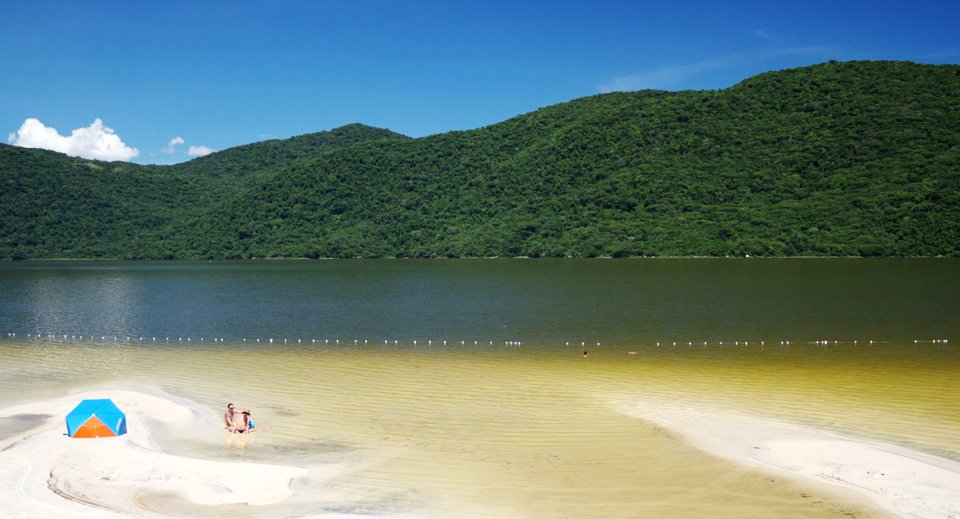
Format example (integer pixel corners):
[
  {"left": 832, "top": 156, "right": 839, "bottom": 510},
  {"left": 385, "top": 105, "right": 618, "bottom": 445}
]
[{"left": 2, "top": 259, "right": 959, "bottom": 517}]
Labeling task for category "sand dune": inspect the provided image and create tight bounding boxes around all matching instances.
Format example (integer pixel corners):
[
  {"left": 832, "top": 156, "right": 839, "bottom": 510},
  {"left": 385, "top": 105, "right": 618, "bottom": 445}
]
[
  {"left": 0, "top": 390, "right": 414, "bottom": 519},
  {"left": 617, "top": 399, "right": 960, "bottom": 519}
]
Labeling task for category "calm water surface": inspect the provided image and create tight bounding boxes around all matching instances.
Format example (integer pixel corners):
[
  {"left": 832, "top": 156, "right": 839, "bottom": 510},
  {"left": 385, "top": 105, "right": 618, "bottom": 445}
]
[
  {"left": 1, "top": 259, "right": 958, "bottom": 518},
  {"left": 1, "top": 258, "right": 956, "bottom": 343}
]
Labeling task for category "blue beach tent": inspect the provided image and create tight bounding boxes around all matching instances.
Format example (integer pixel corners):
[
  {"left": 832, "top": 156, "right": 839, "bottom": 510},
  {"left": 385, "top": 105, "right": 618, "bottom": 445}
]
[{"left": 66, "top": 399, "right": 127, "bottom": 438}]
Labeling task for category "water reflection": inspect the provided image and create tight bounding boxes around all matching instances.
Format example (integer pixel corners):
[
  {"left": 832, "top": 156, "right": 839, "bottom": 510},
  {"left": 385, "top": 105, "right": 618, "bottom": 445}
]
[
  {"left": 2, "top": 259, "right": 957, "bottom": 346},
  {"left": 22, "top": 271, "right": 137, "bottom": 336}
]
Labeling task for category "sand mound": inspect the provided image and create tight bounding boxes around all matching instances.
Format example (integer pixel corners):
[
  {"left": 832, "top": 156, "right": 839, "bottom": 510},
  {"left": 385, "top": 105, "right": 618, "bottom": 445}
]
[
  {"left": 617, "top": 399, "right": 960, "bottom": 519},
  {"left": 0, "top": 390, "right": 418, "bottom": 518}
]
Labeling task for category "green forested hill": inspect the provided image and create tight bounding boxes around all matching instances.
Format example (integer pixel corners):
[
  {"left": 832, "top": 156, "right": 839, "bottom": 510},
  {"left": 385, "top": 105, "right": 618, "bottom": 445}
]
[
  {"left": 0, "top": 124, "right": 407, "bottom": 258},
  {"left": 2, "top": 61, "right": 959, "bottom": 259}
]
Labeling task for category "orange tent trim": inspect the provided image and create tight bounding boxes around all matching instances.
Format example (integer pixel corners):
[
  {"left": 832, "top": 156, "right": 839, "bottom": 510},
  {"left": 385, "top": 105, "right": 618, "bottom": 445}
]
[{"left": 72, "top": 415, "right": 118, "bottom": 438}]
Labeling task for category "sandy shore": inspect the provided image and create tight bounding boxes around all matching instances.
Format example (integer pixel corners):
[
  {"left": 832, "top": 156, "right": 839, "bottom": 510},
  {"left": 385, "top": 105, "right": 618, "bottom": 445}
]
[
  {"left": 617, "top": 399, "right": 960, "bottom": 519},
  {"left": 6, "top": 388, "right": 960, "bottom": 518},
  {"left": 0, "top": 390, "right": 419, "bottom": 519}
]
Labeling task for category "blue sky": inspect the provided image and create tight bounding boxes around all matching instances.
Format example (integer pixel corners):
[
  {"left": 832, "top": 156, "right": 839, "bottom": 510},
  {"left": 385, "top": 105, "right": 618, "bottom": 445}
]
[{"left": 3, "top": 0, "right": 958, "bottom": 164}]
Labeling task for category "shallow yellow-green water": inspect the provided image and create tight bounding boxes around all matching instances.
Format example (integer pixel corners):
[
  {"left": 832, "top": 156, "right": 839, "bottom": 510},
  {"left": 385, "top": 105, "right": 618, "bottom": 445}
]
[{"left": 3, "top": 339, "right": 959, "bottom": 518}]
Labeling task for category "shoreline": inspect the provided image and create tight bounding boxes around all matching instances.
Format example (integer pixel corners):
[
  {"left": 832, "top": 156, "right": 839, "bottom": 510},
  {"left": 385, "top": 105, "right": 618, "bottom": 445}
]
[
  {"left": 3, "top": 256, "right": 956, "bottom": 262},
  {"left": 0, "top": 389, "right": 398, "bottom": 519},
  {"left": 5, "top": 387, "right": 960, "bottom": 518},
  {"left": 616, "top": 399, "right": 960, "bottom": 519}
]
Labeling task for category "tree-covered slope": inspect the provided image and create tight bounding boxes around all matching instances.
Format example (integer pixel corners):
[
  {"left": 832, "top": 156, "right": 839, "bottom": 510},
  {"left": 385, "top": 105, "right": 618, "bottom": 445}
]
[
  {"left": 2, "top": 61, "right": 959, "bottom": 259},
  {"left": 0, "top": 124, "right": 406, "bottom": 258},
  {"left": 170, "top": 123, "right": 409, "bottom": 181}
]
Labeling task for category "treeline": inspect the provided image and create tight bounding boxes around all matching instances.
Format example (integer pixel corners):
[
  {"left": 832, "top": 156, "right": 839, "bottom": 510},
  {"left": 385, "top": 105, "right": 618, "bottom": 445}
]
[{"left": 1, "top": 60, "right": 959, "bottom": 259}]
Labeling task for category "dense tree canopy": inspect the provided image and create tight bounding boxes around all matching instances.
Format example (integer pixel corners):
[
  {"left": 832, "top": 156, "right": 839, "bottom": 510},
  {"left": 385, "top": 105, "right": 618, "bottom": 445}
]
[{"left": 2, "top": 61, "right": 958, "bottom": 259}]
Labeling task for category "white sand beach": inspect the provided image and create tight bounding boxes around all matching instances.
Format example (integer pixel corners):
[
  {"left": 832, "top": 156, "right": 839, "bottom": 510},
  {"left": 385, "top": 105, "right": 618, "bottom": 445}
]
[
  {"left": 0, "top": 390, "right": 414, "bottom": 519},
  {"left": 617, "top": 399, "right": 960, "bottom": 519},
  {"left": 2, "top": 357, "right": 958, "bottom": 518}
]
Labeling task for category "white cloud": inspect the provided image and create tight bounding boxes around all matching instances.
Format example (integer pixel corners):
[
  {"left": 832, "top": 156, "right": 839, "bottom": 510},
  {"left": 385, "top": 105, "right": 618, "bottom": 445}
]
[
  {"left": 163, "top": 136, "right": 184, "bottom": 153},
  {"left": 752, "top": 30, "right": 784, "bottom": 44},
  {"left": 598, "top": 47, "right": 831, "bottom": 93},
  {"left": 7, "top": 118, "right": 140, "bottom": 162},
  {"left": 188, "top": 145, "right": 215, "bottom": 157}
]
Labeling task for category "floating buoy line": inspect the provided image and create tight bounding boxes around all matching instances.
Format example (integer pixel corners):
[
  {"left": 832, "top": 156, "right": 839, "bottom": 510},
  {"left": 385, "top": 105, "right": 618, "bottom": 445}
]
[{"left": 3, "top": 331, "right": 951, "bottom": 349}]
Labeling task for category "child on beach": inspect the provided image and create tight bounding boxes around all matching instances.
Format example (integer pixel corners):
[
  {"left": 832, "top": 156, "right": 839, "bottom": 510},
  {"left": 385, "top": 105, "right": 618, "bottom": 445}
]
[{"left": 236, "top": 410, "right": 255, "bottom": 433}]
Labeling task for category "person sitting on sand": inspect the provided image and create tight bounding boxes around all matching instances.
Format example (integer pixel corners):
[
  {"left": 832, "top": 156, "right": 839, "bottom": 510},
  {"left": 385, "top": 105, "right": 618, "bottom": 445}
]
[{"left": 224, "top": 403, "right": 238, "bottom": 432}]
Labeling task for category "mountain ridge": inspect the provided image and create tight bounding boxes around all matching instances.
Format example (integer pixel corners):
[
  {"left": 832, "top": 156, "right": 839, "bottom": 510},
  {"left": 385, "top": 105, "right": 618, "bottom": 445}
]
[{"left": 2, "top": 60, "right": 959, "bottom": 259}]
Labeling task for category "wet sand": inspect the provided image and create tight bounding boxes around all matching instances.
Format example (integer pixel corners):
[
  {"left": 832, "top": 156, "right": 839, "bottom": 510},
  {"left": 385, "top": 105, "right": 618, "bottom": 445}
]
[
  {"left": 0, "top": 390, "right": 406, "bottom": 519},
  {"left": 1, "top": 389, "right": 899, "bottom": 519},
  {"left": 618, "top": 399, "right": 960, "bottom": 519}
]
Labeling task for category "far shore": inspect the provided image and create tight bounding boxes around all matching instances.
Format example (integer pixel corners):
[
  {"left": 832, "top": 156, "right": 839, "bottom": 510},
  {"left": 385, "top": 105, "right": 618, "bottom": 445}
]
[{"left": 3, "top": 255, "right": 956, "bottom": 262}]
